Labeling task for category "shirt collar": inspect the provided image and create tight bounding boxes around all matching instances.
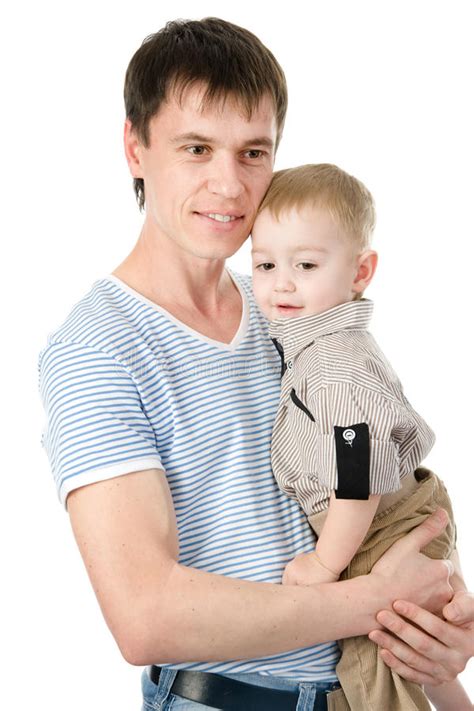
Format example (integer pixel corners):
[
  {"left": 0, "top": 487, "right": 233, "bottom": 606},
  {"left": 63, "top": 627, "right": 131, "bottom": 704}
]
[{"left": 268, "top": 299, "right": 374, "bottom": 360}]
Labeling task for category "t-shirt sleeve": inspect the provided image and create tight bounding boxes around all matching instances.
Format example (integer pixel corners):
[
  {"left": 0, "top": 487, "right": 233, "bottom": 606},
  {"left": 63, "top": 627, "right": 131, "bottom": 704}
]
[
  {"left": 307, "top": 382, "right": 412, "bottom": 496},
  {"left": 38, "top": 341, "right": 163, "bottom": 508}
]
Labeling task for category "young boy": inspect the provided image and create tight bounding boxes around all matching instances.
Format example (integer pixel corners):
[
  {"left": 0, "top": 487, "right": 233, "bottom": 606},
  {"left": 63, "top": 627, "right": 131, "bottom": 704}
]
[{"left": 251, "top": 164, "right": 471, "bottom": 711}]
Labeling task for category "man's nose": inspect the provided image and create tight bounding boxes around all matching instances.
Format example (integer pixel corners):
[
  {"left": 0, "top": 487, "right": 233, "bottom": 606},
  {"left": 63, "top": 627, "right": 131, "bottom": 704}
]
[{"left": 207, "top": 154, "right": 245, "bottom": 200}]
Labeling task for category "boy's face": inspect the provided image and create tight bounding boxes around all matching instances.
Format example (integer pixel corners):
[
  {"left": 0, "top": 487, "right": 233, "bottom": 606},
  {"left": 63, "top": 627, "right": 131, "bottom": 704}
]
[{"left": 251, "top": 206, "right": 363, "bottom": 320}]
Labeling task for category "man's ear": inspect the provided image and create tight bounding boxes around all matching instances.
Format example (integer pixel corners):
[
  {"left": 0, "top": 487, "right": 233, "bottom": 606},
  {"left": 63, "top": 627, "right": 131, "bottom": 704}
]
[
  {"left": 123, "top": 119, "right": 144, "bottom": 178},
  {"left": 352, "top": 250, "right": 378, "bottom": 296}
]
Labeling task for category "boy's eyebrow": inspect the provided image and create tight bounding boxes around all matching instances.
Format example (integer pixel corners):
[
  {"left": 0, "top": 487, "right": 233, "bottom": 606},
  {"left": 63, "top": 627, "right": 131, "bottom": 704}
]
[
  {"left": 292, "top": 245, "right": 329, "bottom": 253},
  {"left": 251, "top": 245, "right": 329, "bottom": 255},
  {"left": 170, "top": 132, "right": 274, "bottom": 148}
]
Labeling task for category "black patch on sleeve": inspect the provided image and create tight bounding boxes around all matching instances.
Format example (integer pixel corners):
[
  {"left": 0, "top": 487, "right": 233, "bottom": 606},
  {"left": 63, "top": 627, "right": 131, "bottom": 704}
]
[{"left": 334, "top": 423, "right": 370, "bottom": 500}]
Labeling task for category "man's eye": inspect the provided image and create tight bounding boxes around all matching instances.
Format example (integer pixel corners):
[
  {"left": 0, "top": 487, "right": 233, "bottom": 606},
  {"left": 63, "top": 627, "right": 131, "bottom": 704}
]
[
  {"left": 298, "top": 262, "right": 317, "bottom": 271},
  {"left": 245, "top": 149, "right": 264, "bottom": 159},
  {"left": 187, "top": 146, "right": 208, "bottom": 156},
  {"left": 256, "top": 263, "right": 274, "bottom": 271}
]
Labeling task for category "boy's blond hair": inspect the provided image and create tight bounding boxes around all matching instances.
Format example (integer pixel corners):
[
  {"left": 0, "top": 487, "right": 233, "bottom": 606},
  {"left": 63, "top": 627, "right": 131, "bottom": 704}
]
[{"left": 259, "top": 163, "right": 376, "bottom": 251}]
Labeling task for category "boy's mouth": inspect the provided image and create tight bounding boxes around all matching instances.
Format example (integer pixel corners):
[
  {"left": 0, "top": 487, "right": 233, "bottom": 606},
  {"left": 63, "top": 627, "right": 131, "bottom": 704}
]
[{"left": 275, "top": 304, "right": 304, "bottom": 313}]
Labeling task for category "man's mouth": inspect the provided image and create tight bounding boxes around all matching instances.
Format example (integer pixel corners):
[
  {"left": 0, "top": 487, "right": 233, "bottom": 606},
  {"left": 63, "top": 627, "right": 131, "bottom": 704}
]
[{"left": 205, "top": 213, "right": 239, "bottom": 223}]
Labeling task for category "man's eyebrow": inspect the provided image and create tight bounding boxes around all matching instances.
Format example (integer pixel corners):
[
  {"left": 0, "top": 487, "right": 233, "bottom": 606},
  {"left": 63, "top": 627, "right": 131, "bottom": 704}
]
[
  {"left": 170, "top": 133, "right": 274, "bottom": 148},
  {"left": 170, "top": 133, "right": 213, "bottom": 144},
  {"left": 246, "top": 136, "right": 275, "bottom": 149}
]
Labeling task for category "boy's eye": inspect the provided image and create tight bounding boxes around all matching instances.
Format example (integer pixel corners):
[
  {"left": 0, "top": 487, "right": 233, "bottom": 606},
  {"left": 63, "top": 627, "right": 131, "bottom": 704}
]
[
  {"left": 255, "top": 262, "right": 275, "bottom": 271},
  {"left": 298, "top": 262, "right": 317, "bottom": 270}
]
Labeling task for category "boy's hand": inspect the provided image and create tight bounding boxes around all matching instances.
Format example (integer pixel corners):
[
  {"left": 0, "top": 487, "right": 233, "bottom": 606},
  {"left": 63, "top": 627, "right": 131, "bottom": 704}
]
[{"left": 282, "top": 552, "right": 339, "bottom": 586}]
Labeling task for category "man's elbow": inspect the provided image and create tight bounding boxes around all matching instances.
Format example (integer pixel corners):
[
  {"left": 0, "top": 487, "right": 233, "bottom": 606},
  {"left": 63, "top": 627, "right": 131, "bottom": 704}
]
[
  {"left": 111, "top": 592, "right": 182, "bottom": 666},
  {"left": 118, "top": 640, "right": 155, "bottom": 667},
  {"left": 113, "top": 618, "right": 173, "bottom": 666}
]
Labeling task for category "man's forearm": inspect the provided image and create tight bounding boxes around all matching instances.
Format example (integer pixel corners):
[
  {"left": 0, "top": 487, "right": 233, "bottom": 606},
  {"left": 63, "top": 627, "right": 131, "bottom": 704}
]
[
  {"left": 69, "top": 472, "right": 453, "bottom": 667},
  {"left": 130, "top": 562, "right": 385, "bottom": 665},
  {"left": 70, "top": 471, "right": 386, "bottom": 667},
  {"left": 130, "top": 513, "right": 454, "bottom": 666}
]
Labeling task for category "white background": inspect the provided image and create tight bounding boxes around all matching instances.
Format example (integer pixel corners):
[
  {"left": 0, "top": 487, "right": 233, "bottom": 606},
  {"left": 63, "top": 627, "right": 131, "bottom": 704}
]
[{"left": 1, "top": 1, "right": 473, "bottom": 708}]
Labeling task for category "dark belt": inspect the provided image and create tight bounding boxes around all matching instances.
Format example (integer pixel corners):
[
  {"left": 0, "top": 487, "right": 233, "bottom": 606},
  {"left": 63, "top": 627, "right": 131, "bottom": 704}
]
[{"left": 149, "top": 665, "right": 334, "bottom": 710}]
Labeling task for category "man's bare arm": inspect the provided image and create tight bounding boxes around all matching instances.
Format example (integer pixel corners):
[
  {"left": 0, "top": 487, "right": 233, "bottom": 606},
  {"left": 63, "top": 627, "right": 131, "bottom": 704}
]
[{"left": 68, "top": 468, "right": 453, "bottom": 666}]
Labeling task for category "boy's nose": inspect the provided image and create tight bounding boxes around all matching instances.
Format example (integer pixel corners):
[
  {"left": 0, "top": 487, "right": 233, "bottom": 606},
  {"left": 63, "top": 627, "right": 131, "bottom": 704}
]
[{"left": 274, "top": 278, "right": 296, "bottom": 293}]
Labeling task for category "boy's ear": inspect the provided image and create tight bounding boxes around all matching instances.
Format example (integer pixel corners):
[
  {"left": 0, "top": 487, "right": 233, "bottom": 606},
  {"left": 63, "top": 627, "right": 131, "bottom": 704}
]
[
  {"left": 352, "top": 250, "right": 378, "bottom": 296},
  {"left": 123, "top": 119, "right": 145, "bottom": 179}
]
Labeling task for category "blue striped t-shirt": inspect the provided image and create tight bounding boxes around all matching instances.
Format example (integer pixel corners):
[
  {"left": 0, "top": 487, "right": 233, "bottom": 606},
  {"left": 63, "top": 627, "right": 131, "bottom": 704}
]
[{"left": 38, "top": 269, "right": 339, "bottom": 680}]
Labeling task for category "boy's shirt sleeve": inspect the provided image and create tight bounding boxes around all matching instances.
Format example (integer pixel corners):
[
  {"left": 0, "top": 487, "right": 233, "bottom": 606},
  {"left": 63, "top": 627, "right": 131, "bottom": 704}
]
[
  {"left": 38, "top": 341, "right": 163, "bottom": 509},
  {"left": 304, "top": 381, "right": 417, "bottom": 497}
]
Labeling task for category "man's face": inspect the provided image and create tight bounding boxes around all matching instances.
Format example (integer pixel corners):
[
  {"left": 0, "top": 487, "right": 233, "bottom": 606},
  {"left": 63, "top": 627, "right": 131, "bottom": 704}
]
[
  {"left": 251, "top": 206, "right": 362, "bottom": 320},
  {"left": 127, "top": 86, "right": 277, "bottom": 261}
]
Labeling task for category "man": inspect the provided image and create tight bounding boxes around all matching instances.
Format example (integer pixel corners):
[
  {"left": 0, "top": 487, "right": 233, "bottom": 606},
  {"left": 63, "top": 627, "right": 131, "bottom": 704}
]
[{"left": 39, "top": 18, "right": 473, "bottom": 710}]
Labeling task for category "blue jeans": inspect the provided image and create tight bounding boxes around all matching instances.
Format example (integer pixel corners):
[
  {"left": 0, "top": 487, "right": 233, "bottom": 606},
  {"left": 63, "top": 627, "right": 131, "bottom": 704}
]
[{"left": 141, "top": 667, "right": 340, "bottom": 710}]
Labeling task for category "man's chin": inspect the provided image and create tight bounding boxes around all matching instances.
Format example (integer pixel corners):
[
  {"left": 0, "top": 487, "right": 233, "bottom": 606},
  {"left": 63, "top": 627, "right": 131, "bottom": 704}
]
[{"left": 190, "top": 244, "right": 245, "bottom": 262}]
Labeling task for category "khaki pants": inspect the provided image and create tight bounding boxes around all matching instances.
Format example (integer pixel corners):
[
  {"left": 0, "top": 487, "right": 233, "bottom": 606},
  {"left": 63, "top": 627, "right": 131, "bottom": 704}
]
[{"left": 310, "top": 469, "right": 456, "bottom": 711}]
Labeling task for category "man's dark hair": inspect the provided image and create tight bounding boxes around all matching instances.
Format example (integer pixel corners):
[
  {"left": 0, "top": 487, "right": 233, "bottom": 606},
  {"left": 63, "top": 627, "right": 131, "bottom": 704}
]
[{"left": 124, "top": 17, "right": 288, "bottom": 210}]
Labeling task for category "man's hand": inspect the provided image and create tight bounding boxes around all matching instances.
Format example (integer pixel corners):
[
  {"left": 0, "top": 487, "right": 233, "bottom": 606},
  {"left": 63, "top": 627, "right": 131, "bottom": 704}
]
[
  {"left": 369, "top": 508, "right": 454, "bottom": 614},
  {"left": 368, "top": 591, "right": 474, "bottom": 686},
  {"left": 444, "top": 590, "right": 474, "bottom": 627}
]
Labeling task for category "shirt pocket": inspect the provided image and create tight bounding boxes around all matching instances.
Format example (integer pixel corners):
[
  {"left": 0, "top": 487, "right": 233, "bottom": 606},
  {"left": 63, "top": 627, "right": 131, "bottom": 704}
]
[
  {"left": 288, "top": 389, "right": 322, "bottom": 479},
  {"left": 290, "top": 388, "right": 315, "bottom": 421}
]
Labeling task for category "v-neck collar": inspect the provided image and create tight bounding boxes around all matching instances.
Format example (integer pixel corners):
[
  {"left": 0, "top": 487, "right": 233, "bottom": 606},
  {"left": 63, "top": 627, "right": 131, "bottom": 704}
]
[{"left": 104, "top": 268, "right": 249, "bottom": 352}]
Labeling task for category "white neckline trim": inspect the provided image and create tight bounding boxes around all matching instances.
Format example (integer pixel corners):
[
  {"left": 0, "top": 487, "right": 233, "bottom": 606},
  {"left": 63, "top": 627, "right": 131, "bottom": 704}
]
[{"left": 103, "top": 268, "right": 249, "bottom": 352}]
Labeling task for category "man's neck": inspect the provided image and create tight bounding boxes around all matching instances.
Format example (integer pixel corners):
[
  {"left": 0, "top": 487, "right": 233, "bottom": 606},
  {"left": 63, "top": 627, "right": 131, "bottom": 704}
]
[
  {"left": 112, "top": 223, "right": 243, "bottom": 343},
  {"left": 113, "top": 224, "right": 231, "bottom": 313}
]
